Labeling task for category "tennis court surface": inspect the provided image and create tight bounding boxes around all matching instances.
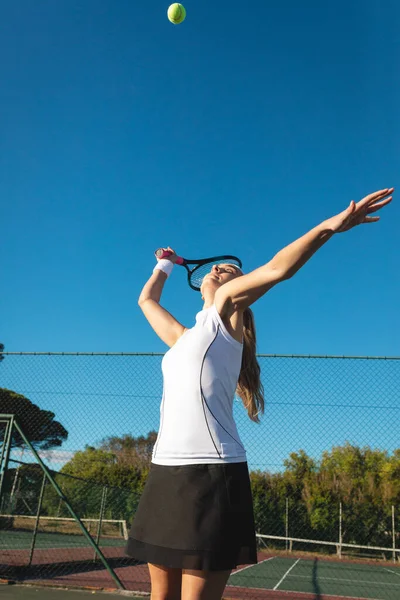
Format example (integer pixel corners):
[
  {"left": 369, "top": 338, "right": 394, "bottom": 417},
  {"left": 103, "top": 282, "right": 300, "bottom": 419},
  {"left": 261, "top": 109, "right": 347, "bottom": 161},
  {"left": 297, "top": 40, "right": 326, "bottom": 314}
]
[
  {"left": 225, "top": 553, "right": 400, "bottom": 599},
  {"left": 0, "top": 585, "right": 144, "bottom": 600},
  {"left": 2, "top": 548, "right": 400, "bottom": 599}
]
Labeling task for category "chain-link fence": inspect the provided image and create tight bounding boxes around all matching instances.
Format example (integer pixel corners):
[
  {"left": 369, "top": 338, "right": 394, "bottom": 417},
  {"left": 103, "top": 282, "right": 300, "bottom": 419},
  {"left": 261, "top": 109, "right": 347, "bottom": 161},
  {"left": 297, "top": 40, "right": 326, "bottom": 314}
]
[{"left": 0, "top": 352, "right": 399, "bottom": 598}]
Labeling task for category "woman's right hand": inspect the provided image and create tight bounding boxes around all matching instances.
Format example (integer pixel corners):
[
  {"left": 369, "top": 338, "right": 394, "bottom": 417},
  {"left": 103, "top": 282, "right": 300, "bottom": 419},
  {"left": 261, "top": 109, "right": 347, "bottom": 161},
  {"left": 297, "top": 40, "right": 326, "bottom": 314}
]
[{"left": 157, "top": 247, "right": 179, "bottom": 263}]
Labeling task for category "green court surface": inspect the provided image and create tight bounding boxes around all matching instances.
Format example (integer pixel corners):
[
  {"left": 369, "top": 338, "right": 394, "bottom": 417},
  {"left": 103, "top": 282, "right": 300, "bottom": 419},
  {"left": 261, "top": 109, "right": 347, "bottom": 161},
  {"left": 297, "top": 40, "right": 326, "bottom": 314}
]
[
  {"left": 0, "top": 586, "right": 144, "bottom": 600},
  {"left": 227, "top": 555, "right": 400, "bottom": 599},
  {"left": 0, "top": 530, "right": 126, "bottom": 549}
]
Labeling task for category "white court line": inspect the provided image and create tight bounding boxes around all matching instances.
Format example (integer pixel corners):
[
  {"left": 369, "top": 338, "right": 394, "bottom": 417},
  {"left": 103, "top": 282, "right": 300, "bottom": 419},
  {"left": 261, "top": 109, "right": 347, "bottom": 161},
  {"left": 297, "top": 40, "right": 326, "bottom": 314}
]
[
  {"left": 226, "top": 586, "right": 380, "bottom": 600},
  {"left": 286, "top": 573, "right": 400, "bottom": 587},
  {"left": 230, "top": 556, "right": 275, "bottom": 576},
  {"left": 273, "top": 557, "right": 300, "bottom": 590},
  {"left": 385, "top": 567, "right": 400, "bottom": 578}
]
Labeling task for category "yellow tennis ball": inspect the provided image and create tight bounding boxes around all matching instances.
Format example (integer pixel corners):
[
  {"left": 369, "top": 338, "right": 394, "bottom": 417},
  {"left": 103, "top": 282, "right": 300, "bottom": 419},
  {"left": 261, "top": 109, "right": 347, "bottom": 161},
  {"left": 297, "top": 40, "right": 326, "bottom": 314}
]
[{"left": 167, "top": 3, "right": 186, "bottom": 25}]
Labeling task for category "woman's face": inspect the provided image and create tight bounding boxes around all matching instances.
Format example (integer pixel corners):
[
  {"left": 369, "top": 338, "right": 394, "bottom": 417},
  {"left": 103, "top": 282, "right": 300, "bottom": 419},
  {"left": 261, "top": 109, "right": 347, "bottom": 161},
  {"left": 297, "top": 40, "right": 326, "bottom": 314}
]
[{"left": 201, "top": 263, "right": 242, "bottom": 295}]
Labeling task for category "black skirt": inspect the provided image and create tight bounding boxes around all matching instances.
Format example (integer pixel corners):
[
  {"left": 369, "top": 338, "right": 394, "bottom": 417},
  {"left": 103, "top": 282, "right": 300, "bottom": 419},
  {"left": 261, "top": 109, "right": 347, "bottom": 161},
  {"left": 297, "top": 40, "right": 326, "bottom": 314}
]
[{"left": 125, "top": 461, "right": 258, "bottom": 571}]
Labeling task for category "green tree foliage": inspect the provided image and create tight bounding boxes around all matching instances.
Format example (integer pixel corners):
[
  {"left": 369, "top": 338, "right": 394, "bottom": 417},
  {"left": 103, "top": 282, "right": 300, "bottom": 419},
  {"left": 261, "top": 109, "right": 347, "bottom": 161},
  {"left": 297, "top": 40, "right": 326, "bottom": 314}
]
[
  {"left": 250, "top": 470, "right": 288, "bottom": 536},
  {"left": 0, "top": 388, "right": 68, "bottom": 450},
  {"left": 41, "top": 443, "right": 151, "bottom": 524},
  {"left": 314, "top": 444, "right": 399, "bottom": 546},
  {"left": 99, "top": 431, "right": 158, "bottom": 469},
  {"left": 250, "top": 444, "right": 400, "bottom": 552},
  {"left": 2, "top": 463, "right": 44, "bottom": 516},
  {"left": 283, "top": 450, "right": 317, "bottom": 539}
]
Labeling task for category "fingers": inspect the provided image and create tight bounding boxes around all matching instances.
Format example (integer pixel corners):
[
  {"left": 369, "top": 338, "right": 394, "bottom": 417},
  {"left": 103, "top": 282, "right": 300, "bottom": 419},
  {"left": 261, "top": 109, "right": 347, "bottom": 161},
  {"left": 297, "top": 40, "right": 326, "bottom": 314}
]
[
  {"left": 155, "top": 247, "right": 174, "bottom": 260},
  {"left": 160, "top": 246, "right": 176, "bottom": 255},
  {"left": 363, "top": 216, "right": 380, "bottom": 223},
  {"left": 338, "top": 188, "right": 393, "bottom": 231},
  {"left": 366, "top": 195, "right": 393, "bottom": 213},
  {"left": 369, "top": 187, "right": 394, "bottom": 200},
  {"left": 156, "top": 246, "right": 180, "bottom": 264},
  {"left": 359, "top": 187, "right": 394, "bottom": 208}
]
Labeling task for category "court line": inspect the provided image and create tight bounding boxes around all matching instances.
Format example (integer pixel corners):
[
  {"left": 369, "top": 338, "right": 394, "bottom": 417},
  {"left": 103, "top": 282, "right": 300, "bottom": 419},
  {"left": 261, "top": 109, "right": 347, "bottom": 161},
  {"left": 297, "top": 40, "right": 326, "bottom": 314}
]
[
  {"left": 230, "top": 556, "right": 275, "bottom": 576},
  {"left": 273, "top": 557, "right": 300, "bottom": 590},
  {"left": 226, "top": 591, "right": 380, "bottom": 600},
  {"left": 287, "top": 573, "right": 400, "bottom": 587},
  {"left": 384, "top": 567, "right": 400, "bottom": 578}
]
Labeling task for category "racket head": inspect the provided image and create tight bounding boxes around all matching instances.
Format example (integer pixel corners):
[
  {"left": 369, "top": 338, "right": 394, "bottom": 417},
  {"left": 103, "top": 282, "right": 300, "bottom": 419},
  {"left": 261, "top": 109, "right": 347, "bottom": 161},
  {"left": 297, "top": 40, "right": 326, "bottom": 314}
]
[
  {"left": 153, "top": 249, "right": 242, "bottom": 291},
  {"left": 187, "top": 256, "right": 243, "bottom": 291}
]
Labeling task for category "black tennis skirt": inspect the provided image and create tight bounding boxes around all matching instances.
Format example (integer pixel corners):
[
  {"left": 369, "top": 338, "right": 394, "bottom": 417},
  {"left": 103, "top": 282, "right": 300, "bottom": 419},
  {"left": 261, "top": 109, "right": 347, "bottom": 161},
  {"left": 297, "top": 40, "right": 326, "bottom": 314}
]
[{"left": 125, "top": 461, "right": 258, "bottom": 571}]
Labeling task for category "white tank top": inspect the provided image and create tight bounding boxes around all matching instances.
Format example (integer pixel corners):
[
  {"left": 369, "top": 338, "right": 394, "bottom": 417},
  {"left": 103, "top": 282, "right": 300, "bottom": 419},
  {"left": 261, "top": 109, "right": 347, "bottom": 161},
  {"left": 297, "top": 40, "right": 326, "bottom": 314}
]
[{"left": 152, "top": 304, "right": 247, "bottom": 465}]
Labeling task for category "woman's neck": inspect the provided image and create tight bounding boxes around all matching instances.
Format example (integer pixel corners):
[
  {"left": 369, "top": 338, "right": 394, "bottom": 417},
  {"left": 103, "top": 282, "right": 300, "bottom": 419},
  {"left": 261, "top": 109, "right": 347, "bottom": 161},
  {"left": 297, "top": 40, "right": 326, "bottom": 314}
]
[{"left": 202, "top": 294, "right": 215, "bottom": 310}]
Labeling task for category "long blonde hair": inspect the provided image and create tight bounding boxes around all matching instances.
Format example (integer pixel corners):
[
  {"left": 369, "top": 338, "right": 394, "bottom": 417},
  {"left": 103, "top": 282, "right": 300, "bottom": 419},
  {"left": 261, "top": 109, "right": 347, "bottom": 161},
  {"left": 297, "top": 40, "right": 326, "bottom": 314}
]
[{"left": 236, "top": 308, "right": 265, "bottom": 423}]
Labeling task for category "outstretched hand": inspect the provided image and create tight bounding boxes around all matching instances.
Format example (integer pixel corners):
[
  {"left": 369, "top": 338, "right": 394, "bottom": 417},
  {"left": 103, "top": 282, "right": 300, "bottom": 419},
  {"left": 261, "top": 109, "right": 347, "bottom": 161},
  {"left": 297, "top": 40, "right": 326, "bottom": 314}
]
[{"left": 325, "top": 188, "right": 394, "bottom": 234}]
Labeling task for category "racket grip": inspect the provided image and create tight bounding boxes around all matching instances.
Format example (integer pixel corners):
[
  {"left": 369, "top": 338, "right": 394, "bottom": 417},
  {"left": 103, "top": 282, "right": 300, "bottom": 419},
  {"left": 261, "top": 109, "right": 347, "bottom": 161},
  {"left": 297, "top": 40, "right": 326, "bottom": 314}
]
[
  {"left": 155, "top": 249, "right": 170, "bottom": 259},
  {"left": 154, "top": 249, "right": 184, "bottom": 265}
]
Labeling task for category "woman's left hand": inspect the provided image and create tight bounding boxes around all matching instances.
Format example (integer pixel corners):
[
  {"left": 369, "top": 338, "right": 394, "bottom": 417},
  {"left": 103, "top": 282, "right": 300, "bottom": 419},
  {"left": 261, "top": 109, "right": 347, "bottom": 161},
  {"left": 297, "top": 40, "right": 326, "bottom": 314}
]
[{"left": 324, "top": 188, "right": 394, "bottom": 234}]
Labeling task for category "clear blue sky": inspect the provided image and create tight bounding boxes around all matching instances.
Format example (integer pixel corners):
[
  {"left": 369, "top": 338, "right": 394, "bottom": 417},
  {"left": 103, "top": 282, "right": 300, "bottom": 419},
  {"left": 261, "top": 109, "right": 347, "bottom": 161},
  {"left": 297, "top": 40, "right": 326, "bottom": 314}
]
[
  {"left": 1, "top": 1, "right": 399, "bottom": 471},
  {"left": 2, "top": 0, "right": 399, "bottom": 356}
]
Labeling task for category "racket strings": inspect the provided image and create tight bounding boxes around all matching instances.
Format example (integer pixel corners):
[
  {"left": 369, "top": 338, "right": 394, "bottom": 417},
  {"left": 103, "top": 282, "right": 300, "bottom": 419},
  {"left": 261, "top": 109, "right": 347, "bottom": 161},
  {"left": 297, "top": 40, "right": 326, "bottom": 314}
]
[{"left": 190, "top": 259, "right": 242, "bottom": 291}]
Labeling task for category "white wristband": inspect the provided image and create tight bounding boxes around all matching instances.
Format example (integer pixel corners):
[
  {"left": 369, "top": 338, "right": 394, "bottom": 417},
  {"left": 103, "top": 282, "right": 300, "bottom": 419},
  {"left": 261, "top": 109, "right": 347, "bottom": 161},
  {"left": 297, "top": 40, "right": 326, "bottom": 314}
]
[{"left": 153, "top": 259, "right": 174, "bottom": 277}]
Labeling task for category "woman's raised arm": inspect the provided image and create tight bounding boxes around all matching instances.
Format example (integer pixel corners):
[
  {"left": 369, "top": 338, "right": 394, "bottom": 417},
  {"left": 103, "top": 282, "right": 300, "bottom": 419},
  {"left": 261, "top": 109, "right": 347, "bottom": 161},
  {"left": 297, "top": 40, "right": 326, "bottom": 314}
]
[
  {"left": 215, "top": 188, "right": 394, "bottom": 315},
  {"left": 139, "top": 250, "right": 187, "bottom": 347}
]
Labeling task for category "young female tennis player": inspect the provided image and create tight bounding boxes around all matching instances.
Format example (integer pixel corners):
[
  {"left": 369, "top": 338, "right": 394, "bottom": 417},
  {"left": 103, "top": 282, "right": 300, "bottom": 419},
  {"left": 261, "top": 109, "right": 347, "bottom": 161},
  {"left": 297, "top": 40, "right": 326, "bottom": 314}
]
[{"left": 126, "top": 188, "right": 393, "bottom": 600}]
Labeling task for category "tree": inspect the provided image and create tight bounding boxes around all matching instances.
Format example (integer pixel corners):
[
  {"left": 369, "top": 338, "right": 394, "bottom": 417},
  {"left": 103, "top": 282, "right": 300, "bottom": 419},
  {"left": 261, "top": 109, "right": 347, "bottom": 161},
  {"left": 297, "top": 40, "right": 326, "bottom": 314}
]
[
  {"left": 99, "top": 431, "right": 158, "bottom": 469},
  {"left": 60, "top": 444, "right": 150, "bottom": 492},
  {"left": 250, "top": 470, "right": 289, "bottom": 538},
  {"left": 251, "top": 445, "right": 400, "bottom": 552},
  {"left": 0, "top": 343, "right": 4, "bottom": 362},
  {"left": 2, "top": 463, "right": 44, "bottom": 515},
  {"left": 0, "top": 388, "right": 68, "bottom": 450},
  {"left": 283, "top": 450, "right": 316, "bottom": 539},
  {"left": 41, "top": 445, "right": 149, "bottom": 524},
  {"left": 39, "top": 433, "right": 157, "bottom": 524},
  {"left": 302, "top": 444, "right": 400, "bottom": 548},
  {"left": 381, "top": 449, "right": 400, "bottom": 505},
  {"left": 284, "top": 450, "right": 317, "bottom": 484}
]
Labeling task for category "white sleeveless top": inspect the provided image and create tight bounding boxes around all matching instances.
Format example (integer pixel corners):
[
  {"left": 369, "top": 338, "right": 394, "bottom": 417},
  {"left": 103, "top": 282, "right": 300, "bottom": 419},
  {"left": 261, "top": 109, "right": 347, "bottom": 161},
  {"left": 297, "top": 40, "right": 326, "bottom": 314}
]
[{"left": 152, "top": 304, "right": 247, "bottom": 465}]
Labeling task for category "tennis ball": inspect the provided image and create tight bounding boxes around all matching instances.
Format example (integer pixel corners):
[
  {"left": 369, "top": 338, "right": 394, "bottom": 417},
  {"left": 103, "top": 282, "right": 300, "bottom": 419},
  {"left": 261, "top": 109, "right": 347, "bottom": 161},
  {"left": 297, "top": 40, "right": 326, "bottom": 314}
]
[{"left": 167, "top": 3, "right": 186, "bottom": 24}]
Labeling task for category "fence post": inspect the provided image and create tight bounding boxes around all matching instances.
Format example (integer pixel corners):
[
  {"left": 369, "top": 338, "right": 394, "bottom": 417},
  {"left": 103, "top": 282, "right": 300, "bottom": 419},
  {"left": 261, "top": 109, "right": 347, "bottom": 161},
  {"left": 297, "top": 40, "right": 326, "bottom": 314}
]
[
  {"left": 9, "top": 464, "right": 20, "bottom": 513},
  {"left": 56, "top": 497, "right": 63, "bottom": 517},
  {"left": 28, "top": 472, "right": 47, "bottom": 566},
  {"left": 285, "top": 497, "right": 289, "bottom": 551},
  {"left": 392, "top": 505, "right": 396, "bottom": 564},
  {"left": 0, "top": 415, "right": 15, "bottom": 505},
  {"left": 94, "top": 485, "right": 108, "bottom": 561},
  {"left": 338, "top": 502, "right": 342, "bottom": 559}
]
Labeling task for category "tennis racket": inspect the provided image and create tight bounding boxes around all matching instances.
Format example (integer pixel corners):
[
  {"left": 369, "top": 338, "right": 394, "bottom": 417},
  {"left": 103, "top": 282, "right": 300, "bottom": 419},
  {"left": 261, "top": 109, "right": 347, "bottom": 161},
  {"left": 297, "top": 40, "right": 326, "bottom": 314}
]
[{"left": 155, "top": 249, "right": 242, "bottom": 291}]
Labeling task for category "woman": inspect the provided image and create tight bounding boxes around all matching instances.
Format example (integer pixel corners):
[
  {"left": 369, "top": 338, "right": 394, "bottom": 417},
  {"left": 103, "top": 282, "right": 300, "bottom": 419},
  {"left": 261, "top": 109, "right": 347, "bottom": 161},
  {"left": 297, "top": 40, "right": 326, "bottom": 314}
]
[{"left": 125, "top": 188, "right": 393, "bottom": 600}]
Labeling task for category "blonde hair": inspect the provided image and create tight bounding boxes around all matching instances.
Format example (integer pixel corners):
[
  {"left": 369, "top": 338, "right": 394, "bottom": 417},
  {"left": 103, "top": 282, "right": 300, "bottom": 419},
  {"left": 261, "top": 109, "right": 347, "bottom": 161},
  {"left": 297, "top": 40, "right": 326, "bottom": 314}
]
[{"left": 236, "top": 308, "right": 265, "bottom": 423}]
